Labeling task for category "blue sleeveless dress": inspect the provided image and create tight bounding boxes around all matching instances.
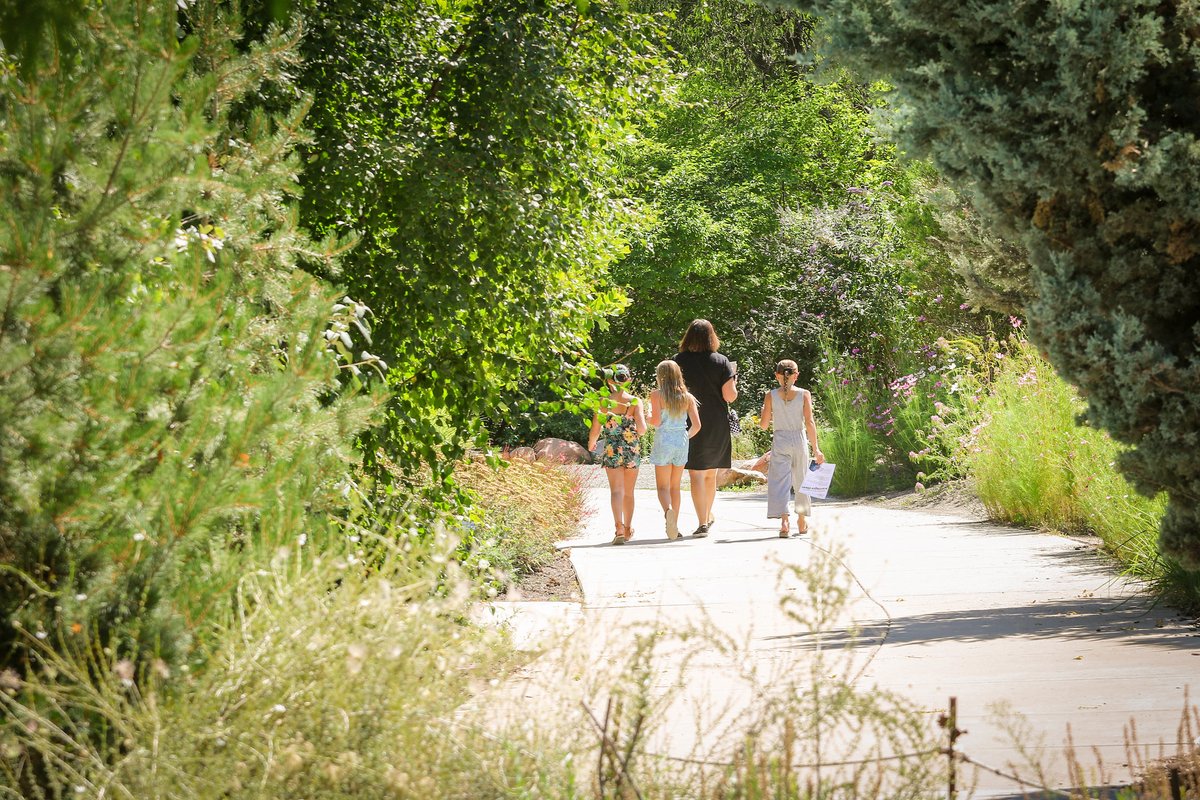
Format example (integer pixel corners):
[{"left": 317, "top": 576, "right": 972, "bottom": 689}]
[{"left": 650, "top": 406, "right": 689, "bottom": 467}]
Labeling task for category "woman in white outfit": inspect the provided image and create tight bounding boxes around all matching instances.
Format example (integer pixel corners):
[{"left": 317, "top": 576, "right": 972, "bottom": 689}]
[{"left": 759, "top": 359, "right": 825, "bottom": 537}]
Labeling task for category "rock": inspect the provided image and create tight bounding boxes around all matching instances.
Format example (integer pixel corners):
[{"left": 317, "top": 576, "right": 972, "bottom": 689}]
[
  {"left": 751, "top": 451, "right": 771, "bottom": 475},
  {"left": 508, "top": 446, "right": 538, "bottom": 463},
  {"left": 717, "top": 467, "right": 767, "bottom": 488},
  {"left": 534, "top": 437, "right": 592, "bottom": 464}
]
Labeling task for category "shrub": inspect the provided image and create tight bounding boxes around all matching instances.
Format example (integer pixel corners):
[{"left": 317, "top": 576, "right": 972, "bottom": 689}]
[
  {"left": 812, "top": 338, "right": 951, "bottom": 494},
  {"left": 781, "top": 0, "right": 1200, "bottom": 567}
]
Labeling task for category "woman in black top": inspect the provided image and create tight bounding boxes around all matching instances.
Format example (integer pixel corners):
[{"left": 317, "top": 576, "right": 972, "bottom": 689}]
[{"left": 672, "top": 319, "right": 737, "bottom": 537}]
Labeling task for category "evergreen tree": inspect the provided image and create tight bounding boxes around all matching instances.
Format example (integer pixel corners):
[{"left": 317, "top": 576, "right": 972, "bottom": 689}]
[
  {"left": 0, "top": 0, "right": 376, "bottom": 674},
  {"left": 780, "top": 0, "right": 1200, "bottom": 566}
]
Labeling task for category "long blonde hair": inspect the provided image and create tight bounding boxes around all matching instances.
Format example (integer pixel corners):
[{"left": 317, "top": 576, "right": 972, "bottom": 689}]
[{"left": 655, "top": 360, "right": 693, "bottom": 415}]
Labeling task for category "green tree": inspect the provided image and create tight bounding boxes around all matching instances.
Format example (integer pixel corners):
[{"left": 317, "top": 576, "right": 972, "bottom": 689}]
[
  {"left": 595, "top": 0, "right": 965, "bottom": 409},
  {"left": 0, "top": 0, "right": 376, "bottom": 674},
  {"left": 782, "top": 0, "right": 1200, "bottom": 566},
  {"left": 297, "top": 0, "right": 669, "bottom": 477}
]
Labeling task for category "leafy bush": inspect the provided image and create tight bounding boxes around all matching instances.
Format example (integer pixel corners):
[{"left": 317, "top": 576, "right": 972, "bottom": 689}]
[
  {"left": 297, "top": 0, "right": 670, "bottom": 479},
  {"left": 0, "top": 538, "right": 572, "bottom": 799},
  {"left": 812, "top": 338, "right": 952, "bottom": 494},
  {"left": 0, "top": 0, "right": 376, "bottom": 678},
  {"left": 732, "top": 415, "right": 773, "bottom": 461}
]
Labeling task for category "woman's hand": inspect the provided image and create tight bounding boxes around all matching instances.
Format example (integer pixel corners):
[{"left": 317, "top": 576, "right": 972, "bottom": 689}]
[{"left": 813, "top": 447, "right": 826, "bottom": 465}]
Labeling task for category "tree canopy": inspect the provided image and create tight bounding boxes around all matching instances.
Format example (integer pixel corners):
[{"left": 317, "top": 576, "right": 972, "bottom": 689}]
[
  {"left": 297, "top": 0, "right": 670, "bottom": 478},
  {"left": 593, "top": 0, "right": 967, "bottom": 408}
]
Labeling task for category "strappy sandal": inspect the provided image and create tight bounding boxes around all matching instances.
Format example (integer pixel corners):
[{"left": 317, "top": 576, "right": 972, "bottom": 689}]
[
  {"left": 795, "top": 516, "right": 809, "bottom": 536},
  {"left": 612, "top": 523, "right": 627, "bottom": 545},
  {"left": 624, "top": 525, "right": 634, "bottom": 542},
  {"left": 779, "top": 516, "right": 790, "bottom": 538}
]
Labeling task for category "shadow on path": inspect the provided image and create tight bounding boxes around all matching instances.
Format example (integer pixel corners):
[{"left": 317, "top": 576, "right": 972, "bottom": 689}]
[{"left": 761, "top": 596, "right": 1200, "bottom": 651}]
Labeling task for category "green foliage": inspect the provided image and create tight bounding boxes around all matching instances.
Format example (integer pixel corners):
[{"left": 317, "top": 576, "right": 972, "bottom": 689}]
[
  {"left": 452, "top": 457, "right": 587, "bottom": 592},
  {"left": 922, "top": 336, "right": 1199, "bottom": 611},
  {"left": 780, "top": 0, "right": 1200, "bottom": 568},
  {"left": 0, "top": 0, "right": 376, "bottom": 676},
  {"left": 731, "top": 414, "right": 772, "bottom": 460},
  {"left": 297, "top": 0, "right": 670, "bottom": 476},
  {"left": 811, "top": 337, "right": 951, "bottom": 494},
  {"left": 593, "top": 0, "right": 970, "bottom": 414},
  {"left": 1, "top": 539, "right": 565, "bottom": 799}
]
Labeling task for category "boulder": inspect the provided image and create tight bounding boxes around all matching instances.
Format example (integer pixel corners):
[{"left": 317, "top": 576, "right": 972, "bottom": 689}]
[
  {"left": 716, "top": 467, "right": 767, "bottom": 489},
  {"left": 508, "top": 446, "right": 538, "bottom": 463},
  {"left": 534, "top": 437, "right": 592, "bottom": 464},
  {"left": 751, "top": 451, "right": 771, "bottom": 475}
]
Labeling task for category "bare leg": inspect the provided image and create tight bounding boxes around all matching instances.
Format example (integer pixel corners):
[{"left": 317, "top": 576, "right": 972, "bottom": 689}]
[
  {"left": 698, "top": 468, "right": 718, "bottom": 525},
  {"left": 669, "top": 465, "right": 685, "bottom": 514},
  {"left": 605, "top": 467, "right": 625, "bottom": 539},
  {"left": 688, "top": 468, "right": 717, "bottom": 534},
  {"left": 654, "top": 465, "right": 673, "bottom": 514},
  {"left": 622, "top": 466, "right": 639, "bottom": 538}
]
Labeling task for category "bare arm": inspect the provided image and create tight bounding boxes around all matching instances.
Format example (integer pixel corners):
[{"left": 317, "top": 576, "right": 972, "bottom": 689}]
[
  {"left": 721, "top": 376, "right": 738, "bottom": 404},
  {"left": 587, "top": 411, "right": 602, "bottom": 452},
  {"left": 686, "top": 396, "right": 702, "bottom": 438},
  {"left": 647, "top": 390, "right": 663, "bottom": 427},
  {"left": 803, "top": 390, "right": 825, "bottom": 464},
  {"left": 759, "top": 390, "right": 773, "bottom": 430},
  {"left": 633, "top": 397, "right": 647, "bottom": 436}
]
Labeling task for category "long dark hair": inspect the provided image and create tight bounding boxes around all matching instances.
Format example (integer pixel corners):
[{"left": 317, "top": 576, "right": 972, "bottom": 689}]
[{"left": 679, "top": 319, "right": 719, "bottom": 353}]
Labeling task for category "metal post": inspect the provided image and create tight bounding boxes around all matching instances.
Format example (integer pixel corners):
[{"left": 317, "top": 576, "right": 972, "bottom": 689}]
[
  {"left": 939, "top": 696, "right": 964, "bottom": 800},
  {"left": 1168, "top": 765, "right": 1182, "bottom": 800}
]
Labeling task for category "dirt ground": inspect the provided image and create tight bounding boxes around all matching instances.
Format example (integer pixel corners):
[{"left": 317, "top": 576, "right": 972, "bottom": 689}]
[
  {"left": 509, "top": 549, "right": 583, "bottom": 602},
  {"left": 512, "top": 474, "right": 990, "bottom": 602}
]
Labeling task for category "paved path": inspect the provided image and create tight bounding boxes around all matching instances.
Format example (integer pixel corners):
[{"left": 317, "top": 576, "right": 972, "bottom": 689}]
[{"left": 516, "top": 481, "right": 1198, "bottom": 797}]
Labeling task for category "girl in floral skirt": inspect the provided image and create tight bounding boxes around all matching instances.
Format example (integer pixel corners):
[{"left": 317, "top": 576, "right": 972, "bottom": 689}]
[{"left": 587, "top": 364, "right": 647, "bottom": 544}]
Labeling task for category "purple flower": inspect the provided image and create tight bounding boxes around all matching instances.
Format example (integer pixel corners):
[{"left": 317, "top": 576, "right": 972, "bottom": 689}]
[
  {"left": 846, "top": 186, "right": 867, "bottom": 194},
  {"left": 916, "top": 315, "right": 926, "bottom": 323},
  {"left": 1009, "top": 316, "right": 1023, "bottom": 328},
  {"left": 881, "top": 180, "right": 894, "bottom": 188},
  {"left": 959, "top": 302, "right": 971, "bottom": 310}
]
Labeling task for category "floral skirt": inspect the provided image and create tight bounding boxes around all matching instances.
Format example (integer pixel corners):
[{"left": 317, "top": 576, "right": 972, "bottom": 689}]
[{"left": 594, "top": 427, "right": 641, "bottom": 468}]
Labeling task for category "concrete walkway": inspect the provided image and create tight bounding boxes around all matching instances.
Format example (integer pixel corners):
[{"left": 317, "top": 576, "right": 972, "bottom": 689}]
[{"left": 543, "top": 482, "right": 1199, "bottom": 797}]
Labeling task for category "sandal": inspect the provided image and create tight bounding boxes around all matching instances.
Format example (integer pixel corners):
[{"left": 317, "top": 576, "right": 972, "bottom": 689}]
[
  {"left": 795, "top": 517, "right": 808, "bottom": 536},
  {"left": 779, "top": 516, "right": 790, "bottom": 538},
  {"left": 692, "top": 523, "right": 709, "bottom": 538},
  {"left": 612, "top": 523, "right": 627, "bottom": 545},
  {"left": 624, "top": 525, "right": 634, "bottom": 542}
]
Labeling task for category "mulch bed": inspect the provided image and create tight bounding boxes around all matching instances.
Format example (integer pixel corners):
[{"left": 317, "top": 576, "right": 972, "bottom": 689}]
[{"left": 509, "top": 548, "right": 582, "bottom": 602}]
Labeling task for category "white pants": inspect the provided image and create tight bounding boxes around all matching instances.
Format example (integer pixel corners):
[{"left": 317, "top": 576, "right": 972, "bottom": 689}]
[{"left": 767, "top": 430, "right": 812, "bottom": 519}]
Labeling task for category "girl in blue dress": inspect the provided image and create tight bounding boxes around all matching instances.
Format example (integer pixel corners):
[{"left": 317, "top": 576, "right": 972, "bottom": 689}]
[
  {"left": 587, "top": 365, "right": 646, "bottom": 544},
  {"left": 648, "top": 360, "right": 702, "bottom": 540}
]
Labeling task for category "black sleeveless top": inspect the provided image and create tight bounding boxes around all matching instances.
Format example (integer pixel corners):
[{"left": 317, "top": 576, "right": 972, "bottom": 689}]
[{"left": 672, "top": 351, "right": 734, "bottom": 469}]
